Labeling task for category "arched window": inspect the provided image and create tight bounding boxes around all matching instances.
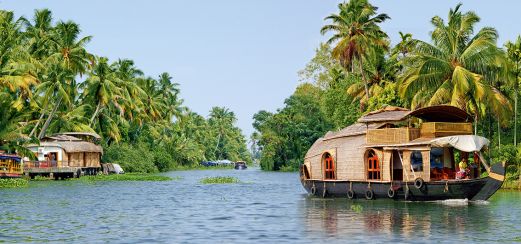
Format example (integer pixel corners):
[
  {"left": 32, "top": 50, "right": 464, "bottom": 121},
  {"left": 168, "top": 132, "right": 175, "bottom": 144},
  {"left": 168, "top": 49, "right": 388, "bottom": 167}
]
[
  {"left": 323, "top": 153, "right": 335, "bottom": 180},
  {"left": 366, "top": 150, "right": 381, "bottom": 180},
  {"left": 410, "top": 151, "right": 423, "bottom": 172}
]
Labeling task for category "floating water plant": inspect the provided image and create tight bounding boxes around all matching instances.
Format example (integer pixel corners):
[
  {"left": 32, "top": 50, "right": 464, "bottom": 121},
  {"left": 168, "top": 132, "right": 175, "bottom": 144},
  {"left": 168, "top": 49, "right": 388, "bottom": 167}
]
[
  {"left": 0, "top": 178, "right": 29, "bottom": 188},
  {"left": 200, "top": 176, "right": 240, "bottom": 184}
]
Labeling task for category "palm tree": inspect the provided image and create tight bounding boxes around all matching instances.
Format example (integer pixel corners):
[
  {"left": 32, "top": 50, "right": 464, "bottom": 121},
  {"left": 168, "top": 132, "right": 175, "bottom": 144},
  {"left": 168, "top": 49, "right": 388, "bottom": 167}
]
[
  {"left": 157, "top": 72, "right": 183, "bottom": 121},
  {"left": 36, "top": 64, "right": 75, "bottom": 139},
  {"left": 25, "top": 9, "right": 54, "bottom": 59},
  {"left": 320, "top": 0, "right": 390, "bottom": 100},
  {"left": 399, "top": 4, "right": 511, "bottom": 130},
  {"left": 347, "top": 48, "right": 396, "bottom": 106},
  {"left": 505, "top": 36, "right": 521, "bottom": 146},
  {"left": 36, "top": 21, "right": 93, "bottom": 139},
  {"left": 82, "top": 56, "right": 121, "bottom": 127},
  {"left": 209, "top": 107, "right": 236, "bottom": 159}
]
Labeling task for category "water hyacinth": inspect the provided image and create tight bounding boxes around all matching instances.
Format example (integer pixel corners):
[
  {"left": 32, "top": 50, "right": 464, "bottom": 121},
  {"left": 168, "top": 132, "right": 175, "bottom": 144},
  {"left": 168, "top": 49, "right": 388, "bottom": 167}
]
[
  {"left": 0, "top": 178, "right": 29, "bottom": 188},
  {"left": 200, "top": 176, "right": 240, "bottom": 184}
]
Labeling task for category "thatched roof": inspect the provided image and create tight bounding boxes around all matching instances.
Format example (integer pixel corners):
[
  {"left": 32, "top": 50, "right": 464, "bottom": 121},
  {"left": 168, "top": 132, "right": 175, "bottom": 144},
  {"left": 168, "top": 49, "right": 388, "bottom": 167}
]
[
  {"left": 26, "top": 141, "right": 103, "bottom": 154},
  {"left": 357, "top": 106, "right": 410, "bottom": 123},
  {"left": 323, "top": 123, "right": 385, "bottom": 141}
]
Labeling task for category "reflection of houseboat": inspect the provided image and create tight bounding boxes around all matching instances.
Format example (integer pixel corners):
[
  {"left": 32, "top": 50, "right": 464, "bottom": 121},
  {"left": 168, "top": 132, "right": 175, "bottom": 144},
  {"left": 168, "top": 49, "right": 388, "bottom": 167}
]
[
  {"left": 24, "top": 132, "right": 103, "bottom": 179},
  {"left": 0, "top": 153, "right": 23, "bottom": 178},
  {"left": 300, "top": 106, "right": 505, "bottom": 201}
]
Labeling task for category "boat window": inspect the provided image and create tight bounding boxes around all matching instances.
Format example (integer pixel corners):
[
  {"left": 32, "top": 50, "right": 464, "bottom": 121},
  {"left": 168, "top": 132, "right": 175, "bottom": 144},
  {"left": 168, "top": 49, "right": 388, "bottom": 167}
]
[
  {"left": 366, "top": 150, "right": 381, "bottom": 180},
  {"left": 410, "top": 151, "right": 423, "bottom": 172},
  {"left": 323, "top": 153, "right": 335, "bottom": 180},
  {"left": 430, "top": 148, "right": 443, "bottom": 169}
]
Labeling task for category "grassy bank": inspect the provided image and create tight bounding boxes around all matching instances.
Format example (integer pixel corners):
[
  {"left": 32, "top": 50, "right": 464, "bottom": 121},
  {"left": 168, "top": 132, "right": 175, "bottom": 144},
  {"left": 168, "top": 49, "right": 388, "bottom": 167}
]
[
  {"left": 0, "top": 178, "right": 29, "bottom": 188},
  {"left": 502, "top": 179, "right": 521, "bottom": 190},
  {"left": 200, "top": 176, "right": 240, "bottom": 184}
]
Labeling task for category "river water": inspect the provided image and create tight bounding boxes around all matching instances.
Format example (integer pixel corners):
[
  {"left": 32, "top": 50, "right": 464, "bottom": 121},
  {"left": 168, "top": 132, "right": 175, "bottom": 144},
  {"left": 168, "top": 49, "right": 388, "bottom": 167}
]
[{"left": 1, "top": 168, "right": 520, "bottom": 243}]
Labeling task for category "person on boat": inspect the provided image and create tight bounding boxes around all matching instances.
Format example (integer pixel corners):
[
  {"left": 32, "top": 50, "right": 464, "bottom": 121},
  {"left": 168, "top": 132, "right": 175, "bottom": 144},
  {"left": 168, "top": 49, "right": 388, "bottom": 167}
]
[{"left": 456, "top": 158, "right": 469, "bottom": 179}]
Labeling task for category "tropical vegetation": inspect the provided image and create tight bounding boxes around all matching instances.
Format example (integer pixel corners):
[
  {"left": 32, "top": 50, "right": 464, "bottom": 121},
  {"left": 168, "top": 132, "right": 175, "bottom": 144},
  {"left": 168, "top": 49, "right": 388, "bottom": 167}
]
[
  {"left": 0, "top": 9, "right": 251, "bottom": 173},
  {"left": 254, "top": 1, "right": 521, "bottom": 181}
]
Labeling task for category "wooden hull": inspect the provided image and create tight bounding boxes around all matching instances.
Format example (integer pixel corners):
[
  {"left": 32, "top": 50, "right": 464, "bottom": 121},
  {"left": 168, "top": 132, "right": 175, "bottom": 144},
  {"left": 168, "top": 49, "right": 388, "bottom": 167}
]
[
  {"left": 300, "top": 163, "right": 505, "bottom": 201},
  {"left": 0, "top": 172, "right": 22, "bottom": 178}
]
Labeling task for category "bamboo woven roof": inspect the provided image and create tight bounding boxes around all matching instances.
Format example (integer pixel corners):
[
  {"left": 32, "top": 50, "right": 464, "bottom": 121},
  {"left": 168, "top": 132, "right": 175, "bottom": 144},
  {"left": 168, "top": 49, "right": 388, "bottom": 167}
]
[
  {"left": 357, "top": 106, "right": 410, "bottom": 123},
  {"left": 323, "top": 123, "right": 385, "bottom": 141}
]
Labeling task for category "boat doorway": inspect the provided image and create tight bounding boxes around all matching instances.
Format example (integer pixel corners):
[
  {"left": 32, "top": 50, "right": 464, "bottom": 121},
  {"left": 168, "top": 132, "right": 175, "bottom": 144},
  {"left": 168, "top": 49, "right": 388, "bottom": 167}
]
[{"left": 391, "top": 150, "right": 403, "bottom": 181}]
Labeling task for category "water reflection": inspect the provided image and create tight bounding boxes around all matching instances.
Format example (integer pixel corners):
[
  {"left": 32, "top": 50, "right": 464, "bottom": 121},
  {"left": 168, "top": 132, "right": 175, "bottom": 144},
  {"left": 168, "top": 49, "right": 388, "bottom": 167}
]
[{"left": 301, "top": 196, "right": 493, "bottom": 241}]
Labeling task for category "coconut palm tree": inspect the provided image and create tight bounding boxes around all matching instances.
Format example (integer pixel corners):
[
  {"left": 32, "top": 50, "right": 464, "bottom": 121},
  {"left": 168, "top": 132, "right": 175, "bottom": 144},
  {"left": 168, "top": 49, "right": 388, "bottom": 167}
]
[
  {"left": 82, "top": 56, "right": 121, "bottom": 127},
  {"left": 505, "top": 36, "right": 521, "bottom": 146},
  {"left": 320, "top": 0, "right": 390, "bottom": 100},
  {"left": 36, "top": 21, "right": 93, "bottom": 139},
  {"left": 399, "top": 4, "right": 511, "bottom": 128}
]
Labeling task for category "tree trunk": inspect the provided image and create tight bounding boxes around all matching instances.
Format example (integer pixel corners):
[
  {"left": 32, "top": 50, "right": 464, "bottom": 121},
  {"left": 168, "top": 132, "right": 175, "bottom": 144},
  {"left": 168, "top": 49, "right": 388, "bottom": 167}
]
[
  {"left": 515, "top": 87, "right": 518, "bottom": 146},
  {"left": 29, "top": 102, "right": 49, "bottom": 138},
  {"left": 38, "top": 97, "right": 62, "bottom": 139},
  {"left": 358, "top": 58, "right": 370, "bottom": 101},
  {"left": 498, "top": 119, "right": 501, "bottom": 150},
  {"left": 474, "top": 114, "right": 478, "bottom": 135},
  {"left": 89, "top": 101, "right": 102, "bottom": 127}
]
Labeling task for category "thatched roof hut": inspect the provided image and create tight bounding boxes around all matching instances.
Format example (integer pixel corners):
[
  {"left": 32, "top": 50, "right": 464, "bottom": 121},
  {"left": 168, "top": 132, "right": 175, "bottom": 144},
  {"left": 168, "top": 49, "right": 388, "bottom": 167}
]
[{"left": 26, "top": 133, "right": 102, "bottom": 169}]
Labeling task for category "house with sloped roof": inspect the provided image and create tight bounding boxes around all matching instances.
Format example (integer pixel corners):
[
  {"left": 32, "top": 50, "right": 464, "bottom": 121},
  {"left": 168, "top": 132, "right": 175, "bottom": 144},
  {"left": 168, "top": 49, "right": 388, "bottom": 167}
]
[{"left": 25, "top": 132, "right": 103, "bottom": 176}]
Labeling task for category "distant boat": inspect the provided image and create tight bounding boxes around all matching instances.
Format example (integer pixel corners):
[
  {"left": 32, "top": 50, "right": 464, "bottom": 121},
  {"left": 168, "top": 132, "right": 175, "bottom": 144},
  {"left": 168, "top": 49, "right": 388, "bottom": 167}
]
[
  {"left": 234, "top": 161, "right": 247, "bottom": 170},
  {"left": 300, "top": 105, "right": 505, "bottom": 201}
]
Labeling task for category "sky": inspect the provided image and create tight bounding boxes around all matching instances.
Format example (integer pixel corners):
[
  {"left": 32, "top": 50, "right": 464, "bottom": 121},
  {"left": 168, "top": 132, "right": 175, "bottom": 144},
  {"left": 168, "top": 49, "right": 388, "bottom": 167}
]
[{"left": 1, "top": 1, "right": 520, "bottom": 137}]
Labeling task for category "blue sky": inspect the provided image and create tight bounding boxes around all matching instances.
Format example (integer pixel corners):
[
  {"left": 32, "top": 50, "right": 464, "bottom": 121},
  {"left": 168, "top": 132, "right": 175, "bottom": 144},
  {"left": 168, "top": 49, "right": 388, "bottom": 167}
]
[{"left": 1, "top": 1, "right": 520, "bottom": 137}]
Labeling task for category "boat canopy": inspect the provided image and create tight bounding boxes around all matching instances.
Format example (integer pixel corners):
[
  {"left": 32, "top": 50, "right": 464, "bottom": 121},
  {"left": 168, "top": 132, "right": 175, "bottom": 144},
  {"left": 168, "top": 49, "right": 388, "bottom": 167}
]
[
  {"left": 430, "top": 135, "right": 489, "bottom": 152},
  {"left": 408, "top": 105, "right": 473, "bottom": 122},
  {"left": 0, "top": 155, "right": 21, "bottom": 162}
]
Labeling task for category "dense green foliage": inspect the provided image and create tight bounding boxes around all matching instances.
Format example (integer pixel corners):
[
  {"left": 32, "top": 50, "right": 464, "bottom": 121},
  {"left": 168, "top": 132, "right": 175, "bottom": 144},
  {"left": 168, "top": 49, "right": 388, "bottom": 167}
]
[
  {"left": 0, "top": 9, "right": 250, "bottom": 172},
  {"left": 254, "top": 2, "right": 521, "bottom": 174}
]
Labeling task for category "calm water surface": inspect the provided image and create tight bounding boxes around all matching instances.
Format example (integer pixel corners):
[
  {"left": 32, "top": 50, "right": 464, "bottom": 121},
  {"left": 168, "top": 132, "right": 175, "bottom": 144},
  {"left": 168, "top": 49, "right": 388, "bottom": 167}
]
[{"left": 1, "top": 168, "right": 520, "bottom": 243}]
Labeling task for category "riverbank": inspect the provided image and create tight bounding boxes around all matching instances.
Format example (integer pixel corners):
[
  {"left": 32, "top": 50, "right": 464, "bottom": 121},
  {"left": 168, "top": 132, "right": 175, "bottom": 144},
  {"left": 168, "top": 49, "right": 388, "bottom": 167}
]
[{"left": 502, "top": 179, "right": 521, "bottom": 190}]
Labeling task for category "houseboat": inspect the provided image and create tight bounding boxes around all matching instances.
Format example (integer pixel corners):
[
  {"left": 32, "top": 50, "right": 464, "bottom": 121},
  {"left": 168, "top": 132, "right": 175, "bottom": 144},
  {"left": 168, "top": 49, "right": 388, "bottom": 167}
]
[
  {"left": 0, "top": 153, "right": 23, "bottom": 178},
  {"left": 299, "top": 105, "right": 506, "bottom": 201},
  {"left": 24, "top": 132, "right": 103, "bottom": 179}
]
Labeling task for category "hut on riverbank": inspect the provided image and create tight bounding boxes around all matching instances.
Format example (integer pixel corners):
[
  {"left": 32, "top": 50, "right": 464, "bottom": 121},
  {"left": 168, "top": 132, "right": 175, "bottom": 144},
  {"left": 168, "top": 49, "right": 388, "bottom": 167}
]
[{"left": 25, "top": 132, "right": 103, "bottom": 177}]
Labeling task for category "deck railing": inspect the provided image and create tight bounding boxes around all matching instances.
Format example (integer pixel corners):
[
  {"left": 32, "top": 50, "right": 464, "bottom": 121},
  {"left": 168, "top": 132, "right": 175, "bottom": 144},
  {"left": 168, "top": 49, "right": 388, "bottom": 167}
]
[
  {"left": 24, "top": 160, "right": 71, "bottom": 169},
  {"left": 420, "top": 122, "right": 473, "bottom": 138},
  {"left": 366, "top": 127, "right": 421, "bottom": 144}
]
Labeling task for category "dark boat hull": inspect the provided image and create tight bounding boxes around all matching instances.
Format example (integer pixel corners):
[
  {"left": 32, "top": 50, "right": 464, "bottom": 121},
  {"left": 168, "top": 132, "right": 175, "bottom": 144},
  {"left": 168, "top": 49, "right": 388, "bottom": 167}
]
[
  {"left": 235, "top": 165, "right": 247, "bottom": 170},
  {"left": 300, "top": 163, "right": 505, "bottom": 201}
]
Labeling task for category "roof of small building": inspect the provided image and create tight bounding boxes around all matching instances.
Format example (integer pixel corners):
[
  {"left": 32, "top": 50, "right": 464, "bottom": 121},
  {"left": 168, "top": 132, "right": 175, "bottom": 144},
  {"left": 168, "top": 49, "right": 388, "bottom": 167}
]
[
  {"left": 357, "top": 106, "right": 411, "bottom": 123},
  {"left": 26, "top": 141, "right": 103, "bottom": 154}
]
